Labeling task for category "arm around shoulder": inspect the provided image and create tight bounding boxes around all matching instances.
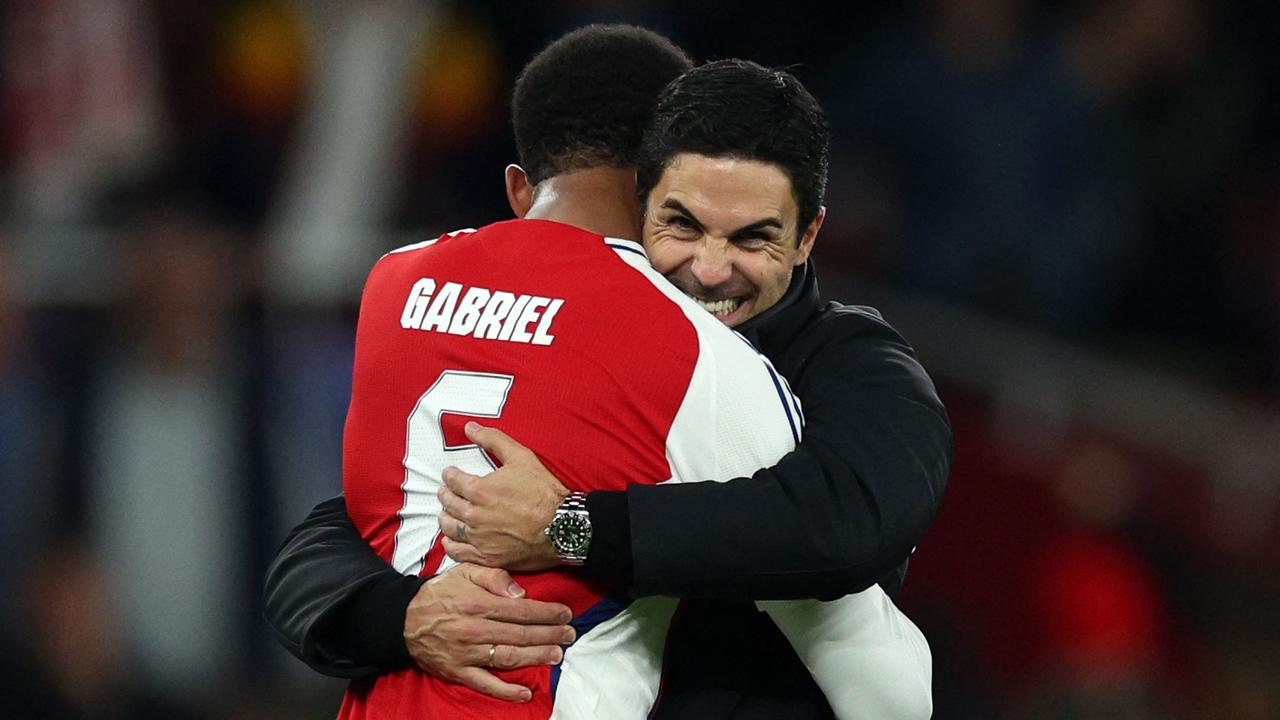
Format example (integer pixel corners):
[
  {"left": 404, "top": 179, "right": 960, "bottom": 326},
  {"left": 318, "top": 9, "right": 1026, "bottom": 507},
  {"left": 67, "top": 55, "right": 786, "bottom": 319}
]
[
  {"left": 263, "top": 495, "right": 420, "bottom": 677},
  {"left": 626, "top": 313, "right": 952, "bottom": 600}
]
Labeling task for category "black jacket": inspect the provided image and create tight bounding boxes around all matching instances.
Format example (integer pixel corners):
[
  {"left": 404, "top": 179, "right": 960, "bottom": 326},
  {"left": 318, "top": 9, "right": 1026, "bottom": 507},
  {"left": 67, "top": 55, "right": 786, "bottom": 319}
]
[{"left": 263, "top": 261, "right": 951, "bottom": 717}]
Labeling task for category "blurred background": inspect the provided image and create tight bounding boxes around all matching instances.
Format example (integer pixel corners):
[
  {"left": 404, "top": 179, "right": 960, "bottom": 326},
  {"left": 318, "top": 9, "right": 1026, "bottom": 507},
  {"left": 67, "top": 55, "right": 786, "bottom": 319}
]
[{"left": 1, "top": 0, "right": 1277, "bottom": 718}]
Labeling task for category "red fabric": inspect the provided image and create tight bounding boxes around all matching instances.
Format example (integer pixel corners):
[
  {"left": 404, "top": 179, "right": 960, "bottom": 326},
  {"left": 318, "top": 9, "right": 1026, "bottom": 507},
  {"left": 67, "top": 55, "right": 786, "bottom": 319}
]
[
  {"left": 339, "top": 220, "right": 698, "bottom": 719},
  {"left": 900, "top": 396, "right": 1172, "bottom": 702},
  {"left": 1035, "top": 532, "right": 1164, "bottom": 672}
]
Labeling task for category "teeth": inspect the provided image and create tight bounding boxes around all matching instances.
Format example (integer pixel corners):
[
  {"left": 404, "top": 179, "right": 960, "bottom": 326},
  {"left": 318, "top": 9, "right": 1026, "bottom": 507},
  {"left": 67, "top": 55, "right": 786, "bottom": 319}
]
[{"left": 693, "top": 297, "right": 741, "bottom": 316}]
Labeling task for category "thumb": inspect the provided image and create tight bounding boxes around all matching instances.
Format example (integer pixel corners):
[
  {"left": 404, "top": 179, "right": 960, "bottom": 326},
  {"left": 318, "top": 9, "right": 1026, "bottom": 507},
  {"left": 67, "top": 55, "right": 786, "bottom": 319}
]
[
  {"left": 470, "top": 565, "right": 525, "bottom": 599},
  {"left": 465, "top": 422, "right": 531, "bottom": 465}
]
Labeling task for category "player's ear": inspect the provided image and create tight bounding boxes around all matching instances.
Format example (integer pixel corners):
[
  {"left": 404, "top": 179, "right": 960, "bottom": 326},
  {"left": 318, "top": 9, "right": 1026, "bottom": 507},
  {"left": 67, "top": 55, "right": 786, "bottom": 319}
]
[
  {"left": 505, "top": 164, "right": 533, "bottom": 218},
  {"left": 795, "top": 206, "right": 824, "bottom": 265}
]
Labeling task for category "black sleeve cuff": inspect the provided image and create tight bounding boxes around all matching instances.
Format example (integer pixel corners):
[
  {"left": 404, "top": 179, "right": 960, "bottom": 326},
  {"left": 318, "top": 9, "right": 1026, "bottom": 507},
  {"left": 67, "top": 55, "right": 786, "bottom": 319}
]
[
  {"left": 583, "top": 490, "right": 633, "bottom": 589},
  {"left": 327, "top": 571, "right": 427, "bottom": 671}
]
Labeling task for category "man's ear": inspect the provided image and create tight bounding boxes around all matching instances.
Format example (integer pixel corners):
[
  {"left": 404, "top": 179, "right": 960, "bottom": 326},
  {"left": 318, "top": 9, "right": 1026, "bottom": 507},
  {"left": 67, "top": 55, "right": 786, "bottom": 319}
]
[
  {"left": 795, "top": 206, "right": 825, "bottom": 265},
  {"left": 505, "top": 164, "right": 533, "bottom": 218}
]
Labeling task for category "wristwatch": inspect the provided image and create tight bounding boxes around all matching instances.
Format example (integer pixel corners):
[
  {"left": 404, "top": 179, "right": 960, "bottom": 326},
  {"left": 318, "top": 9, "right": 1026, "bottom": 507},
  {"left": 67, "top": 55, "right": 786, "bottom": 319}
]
[{"left": 545, "top": 492, "right": 592, "bottom": 565}]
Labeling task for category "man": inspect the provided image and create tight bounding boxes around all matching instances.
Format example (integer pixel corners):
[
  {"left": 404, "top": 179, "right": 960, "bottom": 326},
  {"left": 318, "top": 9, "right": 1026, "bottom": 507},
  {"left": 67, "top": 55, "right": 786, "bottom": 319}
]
[{"left": 266, "top": 29, "right": 949, "bottom": 720}]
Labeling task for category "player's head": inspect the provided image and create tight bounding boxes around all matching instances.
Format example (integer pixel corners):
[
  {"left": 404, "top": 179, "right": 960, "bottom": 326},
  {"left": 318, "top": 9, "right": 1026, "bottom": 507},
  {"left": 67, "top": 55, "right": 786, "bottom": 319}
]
[
  {"left": 637, "top": 59, "right": 830, "bottom": 327},
  {"left": 510, "top": 25, "right": 693, "bottom": 188}
]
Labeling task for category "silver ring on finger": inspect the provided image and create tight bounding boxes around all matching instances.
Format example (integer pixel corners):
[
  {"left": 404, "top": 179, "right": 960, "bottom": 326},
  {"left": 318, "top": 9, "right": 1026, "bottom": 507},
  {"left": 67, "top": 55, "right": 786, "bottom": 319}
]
[{"left": 488, "top": 644, "right": 497, "bottom": 667}]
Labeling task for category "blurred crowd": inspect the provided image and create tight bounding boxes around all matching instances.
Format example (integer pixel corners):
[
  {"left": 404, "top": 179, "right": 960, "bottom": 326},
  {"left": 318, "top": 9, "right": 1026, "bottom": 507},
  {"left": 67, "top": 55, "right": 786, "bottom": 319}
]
[{"left": 1, "top": 1, "right": 1276, "bottom": 718}]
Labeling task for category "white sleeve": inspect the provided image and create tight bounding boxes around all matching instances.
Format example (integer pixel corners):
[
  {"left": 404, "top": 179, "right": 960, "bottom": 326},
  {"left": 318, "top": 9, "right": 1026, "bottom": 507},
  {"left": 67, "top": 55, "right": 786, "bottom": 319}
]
[
  {"left": 663, "top": 317, "right": 800, "bottom": 484},
  {"left": 758, "top": 591, "right": 934, "bottom": 720},
  {"left": 605, "top": 239, "right": 800, "bottom": 481}
]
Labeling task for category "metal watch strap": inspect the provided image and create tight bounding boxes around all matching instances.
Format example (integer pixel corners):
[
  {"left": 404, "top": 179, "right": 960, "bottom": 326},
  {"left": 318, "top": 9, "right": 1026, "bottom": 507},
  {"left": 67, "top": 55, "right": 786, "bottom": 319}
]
[
  {"left": 547, "top": 491, "right": 591, "bottom": 565},
  {"left": 559, "top": 492, "right": 588, "bottom": 514}
]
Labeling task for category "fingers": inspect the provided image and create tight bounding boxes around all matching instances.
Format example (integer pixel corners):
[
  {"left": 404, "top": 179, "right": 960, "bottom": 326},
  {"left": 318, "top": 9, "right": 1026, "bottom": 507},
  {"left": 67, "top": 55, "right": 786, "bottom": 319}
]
[
  {"left": 490, "top": 596, "right": 574, "bottom": 626},
  {"left": 473, "top": 618, "right": 575, "bottom": 648},
  {"left": 442, "top": 536, "right": 486, "bottom": 565},
  {"left": 490, "top": 596, "right": 573, "bottom": 626},
  {"left": 489, "top": 643, "right": 565, "bottom": 671},
  {"left": 455, "top": 565, "right": 573, "bottom": 624},
  {"left": 464, "top": 565, "right": 525, "bottom": 599},
  {"left": 404, "top": 563, "right": 574, "bottom": 707},
  {"left": 452, "top": 667, "right": 533, "bottom": 704},
  {"left": 439, "top": 508, "right": 470, "bottom": 543},
  {"left": 438, "top": 484, "right": 475, "bottom": 525},
  {"left": 464, "top": 422, "right": 532, "bottom": 466}
]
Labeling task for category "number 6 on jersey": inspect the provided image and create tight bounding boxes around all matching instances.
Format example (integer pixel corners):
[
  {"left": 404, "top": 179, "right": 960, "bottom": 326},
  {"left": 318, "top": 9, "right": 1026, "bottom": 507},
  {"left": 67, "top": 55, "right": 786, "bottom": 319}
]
[{"left": 393, "top": 370, "right": 515, "bottom": 575}]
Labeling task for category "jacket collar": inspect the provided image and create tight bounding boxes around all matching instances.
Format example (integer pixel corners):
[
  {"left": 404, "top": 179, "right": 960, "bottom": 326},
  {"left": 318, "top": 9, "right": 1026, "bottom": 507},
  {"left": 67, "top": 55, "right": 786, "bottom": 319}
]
[{"left": 734, "top": 260, "right": 822, "bottom": 356}]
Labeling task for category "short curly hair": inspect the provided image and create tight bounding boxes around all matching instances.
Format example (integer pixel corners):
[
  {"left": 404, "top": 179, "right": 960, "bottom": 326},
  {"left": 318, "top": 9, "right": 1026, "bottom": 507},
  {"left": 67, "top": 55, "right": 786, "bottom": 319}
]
[{"left": 512, "top": 25, "right": 693, "bottom": 185}]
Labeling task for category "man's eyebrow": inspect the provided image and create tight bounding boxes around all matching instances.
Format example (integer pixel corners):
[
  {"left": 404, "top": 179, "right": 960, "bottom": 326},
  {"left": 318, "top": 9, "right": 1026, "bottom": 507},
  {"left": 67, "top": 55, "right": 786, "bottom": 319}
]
[
  {"left": 660, "top": 199, "right": 704, "bottom": 227},
  {"left": 730, "top": 217, "right": 784, "bottom": 236},
  {"left": 660, "top": 199, "right": 783, "bottom": 236}
]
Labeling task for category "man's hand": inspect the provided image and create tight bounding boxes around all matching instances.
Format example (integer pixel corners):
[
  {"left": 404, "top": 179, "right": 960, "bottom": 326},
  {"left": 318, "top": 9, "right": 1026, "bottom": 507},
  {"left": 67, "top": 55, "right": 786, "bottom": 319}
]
[
  {"left": 438, "top": 422, "right": 569, "bottom": 571},
  {"left": 405, "top": 563, "right": 575, "bottom": 702}
]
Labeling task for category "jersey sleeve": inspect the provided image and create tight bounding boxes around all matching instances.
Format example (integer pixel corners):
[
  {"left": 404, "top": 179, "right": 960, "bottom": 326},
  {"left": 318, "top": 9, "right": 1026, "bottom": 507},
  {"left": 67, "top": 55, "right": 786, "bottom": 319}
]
[
  {"left": 601, "top": 240, "right": 800, "bottom": 484},
  {"left": 663, "top": 322, "right": 800, "bottom": 486},
  {"left": 757, "top": 589, "right": 933, "bottom": 720}
]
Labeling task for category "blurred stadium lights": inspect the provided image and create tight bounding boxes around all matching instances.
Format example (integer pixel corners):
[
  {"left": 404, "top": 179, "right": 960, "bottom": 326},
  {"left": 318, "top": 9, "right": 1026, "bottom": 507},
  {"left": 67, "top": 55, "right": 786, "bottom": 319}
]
[{"left": 265, "top": 0, "right": 442, "bottom": 305}]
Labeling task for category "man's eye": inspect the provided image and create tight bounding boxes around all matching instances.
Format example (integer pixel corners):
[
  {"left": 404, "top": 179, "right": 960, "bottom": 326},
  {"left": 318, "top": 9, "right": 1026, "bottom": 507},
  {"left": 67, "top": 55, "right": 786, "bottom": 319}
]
[
  {"left": 736, "top": 234, "right": 771, "bottom": 248},
  {"left": 669, "top": 216, "right": 696, "bottom": 231}
]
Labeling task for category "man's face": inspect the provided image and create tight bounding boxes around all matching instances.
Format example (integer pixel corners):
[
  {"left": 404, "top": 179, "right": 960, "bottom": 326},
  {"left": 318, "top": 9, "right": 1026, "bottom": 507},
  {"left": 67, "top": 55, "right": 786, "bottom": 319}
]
[{"left": 643, "top": 153, "right": 821, "bottom": 327}]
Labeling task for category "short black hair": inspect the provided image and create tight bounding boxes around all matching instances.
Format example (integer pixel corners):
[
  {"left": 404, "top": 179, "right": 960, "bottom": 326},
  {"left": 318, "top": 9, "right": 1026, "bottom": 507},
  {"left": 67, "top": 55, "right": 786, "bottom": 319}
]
[
  {"left": 512, "top": 25, "right": 693, "bottom": 185},
  {"left": 637, "top": 59, "right": 829, "bottom": 235}
]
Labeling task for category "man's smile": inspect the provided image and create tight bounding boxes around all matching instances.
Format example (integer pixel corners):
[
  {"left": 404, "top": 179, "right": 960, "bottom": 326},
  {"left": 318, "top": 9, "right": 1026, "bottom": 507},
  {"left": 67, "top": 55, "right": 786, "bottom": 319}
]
[{"left": 691, "top": 296, "right": 741, "bottom": 319}]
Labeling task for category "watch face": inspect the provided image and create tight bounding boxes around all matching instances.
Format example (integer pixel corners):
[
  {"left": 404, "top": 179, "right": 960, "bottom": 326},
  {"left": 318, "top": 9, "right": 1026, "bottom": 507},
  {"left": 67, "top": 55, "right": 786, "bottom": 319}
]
[{"left": 551, "top": 513, "right": 591, "bottom": 555}]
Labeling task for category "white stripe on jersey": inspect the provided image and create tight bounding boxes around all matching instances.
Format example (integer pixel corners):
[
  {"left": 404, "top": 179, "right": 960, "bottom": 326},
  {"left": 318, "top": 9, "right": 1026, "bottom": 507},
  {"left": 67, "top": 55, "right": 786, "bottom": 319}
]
[
  {"left": 604, "top": 237, "right": 647, "bottom": 258},
  {"left": 777, "top": 367, "right": 805, "bottom": 430},
  {"left": 384, "top": 228, "right": 477, "bottom": 257}
]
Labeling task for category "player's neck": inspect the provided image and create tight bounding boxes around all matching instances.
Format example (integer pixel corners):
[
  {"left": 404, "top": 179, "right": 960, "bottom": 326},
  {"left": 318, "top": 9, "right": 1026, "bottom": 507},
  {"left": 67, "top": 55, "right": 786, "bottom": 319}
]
[{"left": 523, "top": 167, "right": 642, "bottom": 241}]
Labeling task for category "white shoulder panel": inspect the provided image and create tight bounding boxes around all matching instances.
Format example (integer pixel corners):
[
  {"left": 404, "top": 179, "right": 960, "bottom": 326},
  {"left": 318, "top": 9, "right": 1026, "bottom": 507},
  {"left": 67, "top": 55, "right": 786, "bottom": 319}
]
[
  {"left": 603, "top": 238, "right": 800, "bottom": 483},
  {"left": 383, "top": 227, "right": 476, "bottom": 258},
  {"left": 384, "top": 238, "right": 438, "bottom": 256}
]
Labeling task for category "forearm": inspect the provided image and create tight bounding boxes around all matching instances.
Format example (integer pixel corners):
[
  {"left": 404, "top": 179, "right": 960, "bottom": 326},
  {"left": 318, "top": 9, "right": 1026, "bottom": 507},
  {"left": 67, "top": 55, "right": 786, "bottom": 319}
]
[
  {"left": 455, "top": 311, "right": 951, "bottom": 602},
  {"left": 633, "top": 415, "right": 946, "bottom": 600},
  {"left": 581, "top": 491, "right": 632, "bottom": 587},
  {"left": 585, "top": 376, "right": 950, "bottom": 600},
  {"left": 263, "top": 495, "right": 418, "bottom": 677}
]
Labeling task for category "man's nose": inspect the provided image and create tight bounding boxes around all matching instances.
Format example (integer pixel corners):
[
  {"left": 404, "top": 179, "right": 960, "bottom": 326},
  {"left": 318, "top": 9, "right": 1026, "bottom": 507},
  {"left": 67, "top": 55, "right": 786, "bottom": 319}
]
[{"left": 690, "top": 238, "right": 734, "bottom": 288}]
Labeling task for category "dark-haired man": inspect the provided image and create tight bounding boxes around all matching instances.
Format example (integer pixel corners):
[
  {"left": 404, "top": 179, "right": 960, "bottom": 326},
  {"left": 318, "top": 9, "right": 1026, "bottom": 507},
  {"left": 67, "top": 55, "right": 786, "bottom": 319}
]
[{"left": 267, "top": 31, "right": 947, "bottom": 720}]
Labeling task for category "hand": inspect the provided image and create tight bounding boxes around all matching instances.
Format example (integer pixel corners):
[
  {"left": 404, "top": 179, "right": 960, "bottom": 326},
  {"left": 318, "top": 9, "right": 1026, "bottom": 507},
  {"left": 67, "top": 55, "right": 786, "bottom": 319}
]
[
  {"left": 438, "top": 422, "right": 570, "bottom": 571},
  {"left": 404, "top": 563, "right": 575, "bottom": 702}
]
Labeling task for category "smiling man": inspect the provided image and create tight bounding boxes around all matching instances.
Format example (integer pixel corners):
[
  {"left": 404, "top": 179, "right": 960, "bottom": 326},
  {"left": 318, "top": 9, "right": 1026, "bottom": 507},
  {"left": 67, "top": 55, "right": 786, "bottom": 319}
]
[
  {"left": 266, "top": 49, "right": 949, "bottom": 720},
  {"left": 647, "top": 155, "right": 816, "bottom": 325}
]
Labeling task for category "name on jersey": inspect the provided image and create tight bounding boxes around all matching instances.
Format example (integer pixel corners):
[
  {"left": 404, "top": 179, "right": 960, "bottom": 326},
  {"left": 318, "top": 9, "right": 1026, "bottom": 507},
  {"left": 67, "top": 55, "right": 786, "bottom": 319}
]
[{"left": 400, "top": 278, "right": 564, "bottom": 346}]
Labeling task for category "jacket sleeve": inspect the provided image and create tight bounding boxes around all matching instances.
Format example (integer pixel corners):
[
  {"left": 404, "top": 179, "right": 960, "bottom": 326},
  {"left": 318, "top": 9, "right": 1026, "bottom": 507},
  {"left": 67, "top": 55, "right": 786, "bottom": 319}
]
[
  {"left": 263, "top": 495, "right": 422, "bottom": 677},
  {"left": 615, "top": 315, "right": 951, "bottom": 601}
]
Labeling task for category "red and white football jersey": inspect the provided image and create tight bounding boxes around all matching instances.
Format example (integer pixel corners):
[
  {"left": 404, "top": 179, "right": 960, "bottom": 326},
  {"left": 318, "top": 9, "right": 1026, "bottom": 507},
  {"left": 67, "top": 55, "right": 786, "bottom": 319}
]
[{"left": 338, "top": 219, "right": 802, "bottom": 720}]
